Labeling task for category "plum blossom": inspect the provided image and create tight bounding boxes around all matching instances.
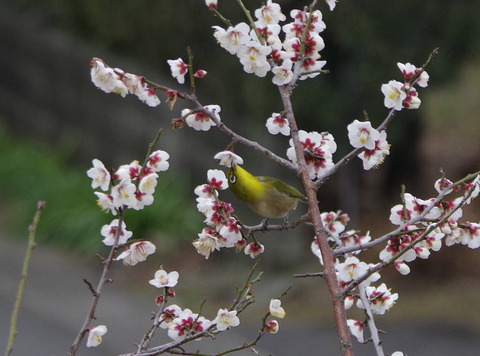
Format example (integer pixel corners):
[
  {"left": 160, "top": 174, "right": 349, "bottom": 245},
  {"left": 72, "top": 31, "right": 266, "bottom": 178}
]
[
  {"left": 326, "top": 0, "right": 338, "bottom": 11},
  {"left": 214, "top": 308, "right": 240, "bottom": 331},
  {"left": 193, "top": 228, "right": 221, "bottom": 259},
  {"left": 299, "top": 59, "right": 327, "bottom": 80},
  {"left": 347, "top": 120, "right": 380, "bottom": 150},
  {"left": 356, "top": 283, "right": 398, "bottom": 315},
  {"left": 265, "top": 320, "right": 279, "bottom": 333},
  {"left": 147, "top": 150, "right": 170, "bottom": 172},
  {"left": 205, "top": 0, "right": 217, "bottom": 9},
  {"left": 254, "top": 0, "right": 286, "bottom": 26},
  {"left": 397, "top": 62, "right": 418, "bottom": 80},
  {"left": 160, "top": 304, "right": 182, "bottom": 329},
  {"left": 266, "top": 112, "right": 290, "bottom": 135},
  {"left": 214, "top": 150, "right": 244, "bottom": 168},
  {"left": 115, "top": 160, "right": 142, "bottom": 181},
  {"left": 237, "top": 41, "right": 272, "bottom": 77},
  {"left": 136, "top": 87, "right": 161, "bottom": 107},
  {"left": 86, "top": 325, "right": 107, "bottom": 347},
  {"left": 434, "top": 177, "right": 454, "bottom": 194},
  {"left": 94, "top": 192, "right": 116, "bottom": 215},
  {"left": 100, "top": 219, "right": 133, "bottom": 246},
  {"left": 111, "top": 177, "right": 137, "bottom": 208},
  {"left": 167, "top": 58, "right": 189, "bottom": 84},
  {"left": 358, "top": 130, "right": 390, "bottom": 170},
  {"left": 417, "top": 70, "right": 430, "bottom": 87},
  {"left": 287, "top": 130, "right": 336, "bottom": 180},
  {"left": 381, "top": 80, "right": 407, "bottom": 111},
  {"left": 182, "top": 104, "right": 221, "bottom": 131},
  {"left": 321, "top": 211, "right": 349, "bottom": 240},
  {"left": 245, "top": 242, "right": 265, "bottom": 258},
  {"left": 213, "top": 23, "right": 251, "bottom": 55},
  {"left": 207, "top": 169, "right": 228, "bottom": 190},
  {"left": 269, "top": 299, "right": 286, "bottom": 318},
  {"left": 167, "top": 309, "right": 212, "bottom": 340},
  {"left": 149, "top": 270, "right": 180, "bottom": 289},
  {"left": 403, "top": 88, "right": 422, "bottom": 109},
  {"left": 347, "top": 319, "right": 364, "bottom": 343},
  {"left": 271, "top": 59, "right": 294, "bottom": 86},
  {"left": 218, "top": 219, "right": 243, "bottom": 247},
  {"left": 87, "top": 159, "right": 111, "bottom": 191},
  {"left": 90, "top": 58, "right": 160, "bottom": 107},
  {"left": 116, "top": 241, "right": 156, "bottom": 266},
  {"left": 335, "top": 256, "right": 369, "bottom": 284},
  {"left": 90, "top": 58, "right": 128, "bottom": 97}
]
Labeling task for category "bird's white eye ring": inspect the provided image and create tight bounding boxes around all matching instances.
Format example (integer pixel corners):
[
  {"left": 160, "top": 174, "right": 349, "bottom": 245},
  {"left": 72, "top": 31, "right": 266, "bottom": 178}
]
[{"left": 229, "top": 174, "right": 236, "bottom": 184}]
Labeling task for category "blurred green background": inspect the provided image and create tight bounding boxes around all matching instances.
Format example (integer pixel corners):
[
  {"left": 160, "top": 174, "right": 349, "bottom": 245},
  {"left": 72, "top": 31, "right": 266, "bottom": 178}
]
[{"left": 1, "top": 0, "right": 480, "bottom": 355}]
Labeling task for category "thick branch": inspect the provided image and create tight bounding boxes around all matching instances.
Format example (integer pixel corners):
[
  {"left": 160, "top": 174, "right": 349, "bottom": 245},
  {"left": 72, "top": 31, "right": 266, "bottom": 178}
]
[{"left": 278, "top": 85, "right": 354, "bottom": 356}]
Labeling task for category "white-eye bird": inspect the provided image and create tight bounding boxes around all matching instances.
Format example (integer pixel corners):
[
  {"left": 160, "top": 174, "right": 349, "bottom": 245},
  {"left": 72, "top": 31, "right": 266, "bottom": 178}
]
[{"left": 227, "top": 164, "right": 305, "bottom": 221}]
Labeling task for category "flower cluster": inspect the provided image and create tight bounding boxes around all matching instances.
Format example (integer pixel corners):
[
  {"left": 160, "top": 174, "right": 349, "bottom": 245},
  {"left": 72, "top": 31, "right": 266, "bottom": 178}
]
[
  {"left": 381, "top": 62, "right": 429, "bottom": 111},
  {"left": 311, "top": 212, "right": 370, "bottom": 261},
  {"left": 193, "top": 152, "right": 244, "bottom": 259},
  {"left": 310, "top": 174, "right": 480, "bottom": 343},
  {"left": 212, "top": 2, "right": 327, "bottom": 85},
  {"left": 151, "top": 270, "right": 241, "bottom": 341},
  {"left": 380, "top": 176, "right": 480, "bottom": 273},
  {"left": 90, "top": 58, "right": 161, "bottom": 107},
  {"left": 287, "top": 130, "right": 337, "bottom": 180},
  {"left": 87, "top": 150, "right": 169, "bottom": 264},
  {"left": 347, "top": 120, "right": 391, "bottom": 170},
  {"left": 336, "top": 256, "right": 397, "bottom": 343},
  {"left": 160, "top": 304, "right": 242, "bottom": 340},
  {"left": 192, "top": 151, "right": 269, "bottom": 259}
]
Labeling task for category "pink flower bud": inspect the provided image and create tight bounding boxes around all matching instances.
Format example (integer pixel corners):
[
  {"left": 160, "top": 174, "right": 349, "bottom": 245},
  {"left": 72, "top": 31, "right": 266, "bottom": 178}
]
[{"left": 194, "top": 70, "right": 208, "bottom": 78}]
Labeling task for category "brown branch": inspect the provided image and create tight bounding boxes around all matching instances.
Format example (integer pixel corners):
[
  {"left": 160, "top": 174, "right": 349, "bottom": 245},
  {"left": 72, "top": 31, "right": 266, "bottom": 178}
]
[
  {"left": 278, "top": 82, "right": 354, "bottom": 356},
  {"left": 68, "top": 210, "right": 126, "bottom": 355}
]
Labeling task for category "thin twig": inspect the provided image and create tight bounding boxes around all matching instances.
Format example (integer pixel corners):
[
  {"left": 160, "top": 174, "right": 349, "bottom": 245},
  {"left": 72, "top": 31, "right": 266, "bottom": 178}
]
[
  {"left": 68, "top": 210, "right": 126, "bottom": 356},
  {"left": 4, "top": 201, "right": 46, "bottom": 356},
  {"left": 358, "top": 283, "right": 384, "bottom": 356}
]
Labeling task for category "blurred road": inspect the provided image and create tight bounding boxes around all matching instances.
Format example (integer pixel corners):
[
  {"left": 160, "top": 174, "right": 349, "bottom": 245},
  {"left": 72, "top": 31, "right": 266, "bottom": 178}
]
[{"left": 2, "top": 232, "right": 480, "bottom": 356}]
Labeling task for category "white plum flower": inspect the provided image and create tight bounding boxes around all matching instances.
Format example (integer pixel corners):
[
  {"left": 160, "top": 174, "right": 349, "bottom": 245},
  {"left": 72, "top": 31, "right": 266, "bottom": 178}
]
[
  {"left": 237, "top": 41, "right": 272, "bottom": 77},
  {"left": 100, "top": 219, "right": 132, "bottom": 246},
  {"left": 358, "top": 130, "right": 390, "bottom": 170},
  {"left": 214, "top": 308, "right": 240, "bottom": 331},
  {"left": 167, "top": 58, "right": 189, "bottom": 84},
  {"left": 269, "top": 299, "right": 286, "bottom": 318},
  {"left": 266, "top": 112, "right": 290, "bottom": 135},
  {"left": 347, "top": 319, "right": 364, "bottom": 343},
  {"left": 213, "top": 22, "right": 251, "bottom": 55},
  {"left": 272, "top": 59, "right": 294, "bottom": 86},
  {"left": 183, "top": 104, "right": 221, "bottom": 131},
  {"left": 207, "top": 169, "right": 228, "bottom": 190},
  {"left": 147, "top": 150, "right": 170, "bottom": 172},
  {"left": 86, "top": 325, "right": 107, "bottom": 347},
  {"left": 254, "top": 0, "right": 286, "bottom": 26},
  {"left": 116, "top": 241, "right": 156, "bottom": 266},
  {"left": 356, "top": 283, "right": 398, "bottom": 315},
  {"left": 111, "top": 177, "right": 137, "bottom": 208},
  {"left": 381, "top": 80, "right": 407, "bottom": 111},
  {"left": 193, "top": 228, "right": 221, "bottom": 259},
  {"left": 149, "top": 270, "right": 180, "bottom": 288},
  {"left": 214, "top": 150, "right": 244, "bottom": 167},
  {"left": 87, "top": 159, "right": 111, "bottom": 191},
  {"left": 347, "top": 120, "right": 380, "bottom": 150}
]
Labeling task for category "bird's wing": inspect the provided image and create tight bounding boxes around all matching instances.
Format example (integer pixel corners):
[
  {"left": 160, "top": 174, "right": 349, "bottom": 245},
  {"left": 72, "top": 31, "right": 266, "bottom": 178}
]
[{"left": 257, "top": 176, "right": 305, "bottom": 199}]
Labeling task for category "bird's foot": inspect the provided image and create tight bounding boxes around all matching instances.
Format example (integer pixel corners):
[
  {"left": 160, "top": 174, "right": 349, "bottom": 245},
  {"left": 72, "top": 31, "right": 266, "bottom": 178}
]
[{"left": 260, "top": 218, "right": 269, "bottom": 231}]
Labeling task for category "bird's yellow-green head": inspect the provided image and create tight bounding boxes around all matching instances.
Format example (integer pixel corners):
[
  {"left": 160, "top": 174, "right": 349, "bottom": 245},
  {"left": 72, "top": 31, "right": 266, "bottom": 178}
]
[{"left": 227, "top": 164, "right": 305, "bottom": 219}]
